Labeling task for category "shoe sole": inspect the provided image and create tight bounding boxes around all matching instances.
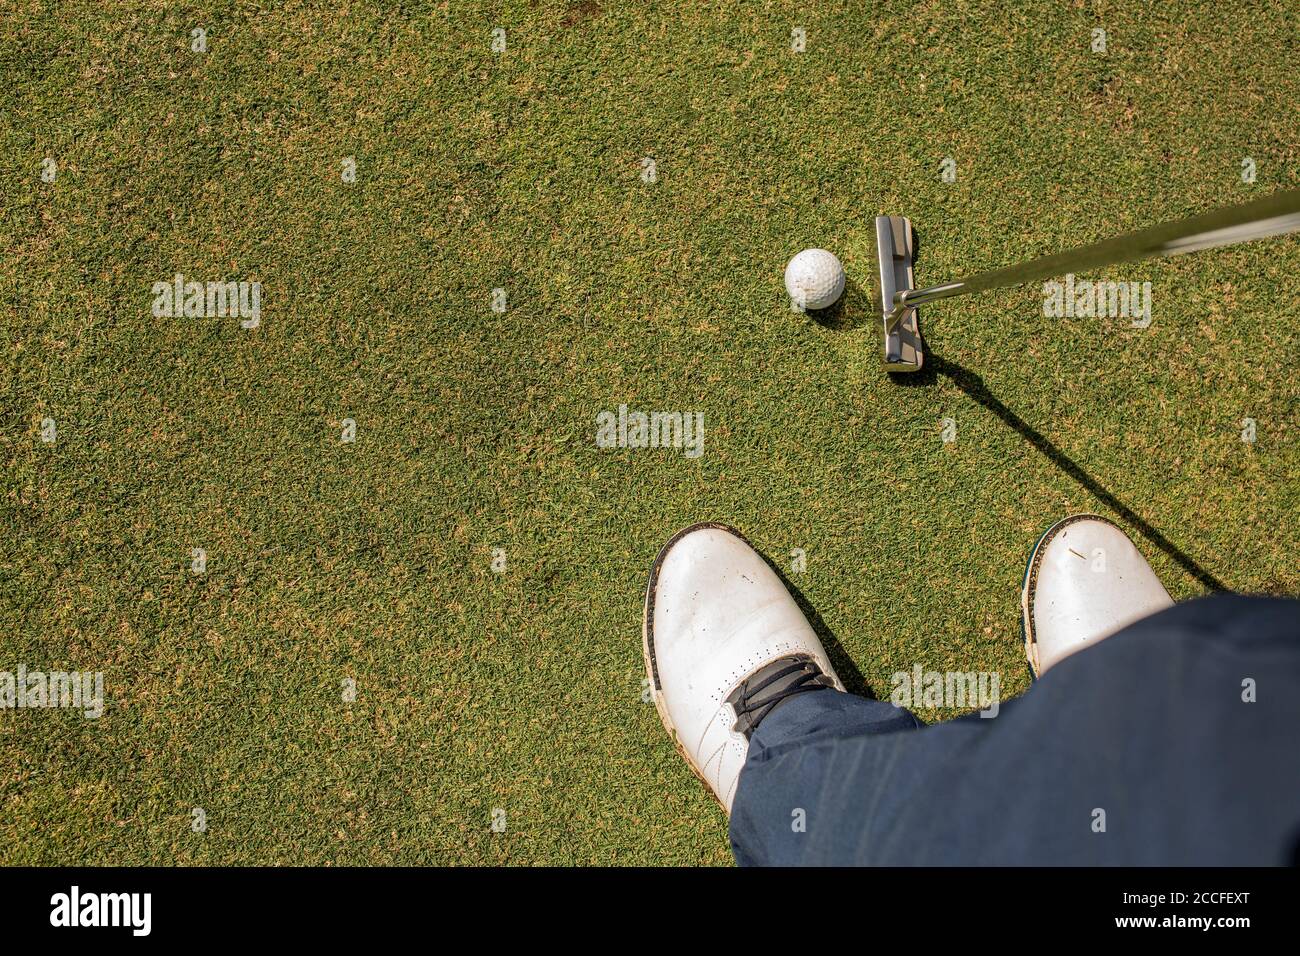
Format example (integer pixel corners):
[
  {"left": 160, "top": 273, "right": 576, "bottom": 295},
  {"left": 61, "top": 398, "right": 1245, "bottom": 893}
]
[
  {"left": 642, "top": 521, "right": 749, "bottom": 813},
  {"left": 1020, "top": 512, "right": 1120, "bottom": 679}
]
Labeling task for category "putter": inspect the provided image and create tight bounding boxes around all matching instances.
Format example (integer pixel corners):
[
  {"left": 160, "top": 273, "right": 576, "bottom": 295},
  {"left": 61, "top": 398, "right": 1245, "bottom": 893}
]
[{"left": 874, "top": 188, "right": 1300, "bottom": 372}]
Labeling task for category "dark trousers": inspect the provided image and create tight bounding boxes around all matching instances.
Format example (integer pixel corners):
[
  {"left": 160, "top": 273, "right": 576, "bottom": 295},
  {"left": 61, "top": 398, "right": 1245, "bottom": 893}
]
[{"left": 729, "top": 595, "right": 1300, "bottom": 865}]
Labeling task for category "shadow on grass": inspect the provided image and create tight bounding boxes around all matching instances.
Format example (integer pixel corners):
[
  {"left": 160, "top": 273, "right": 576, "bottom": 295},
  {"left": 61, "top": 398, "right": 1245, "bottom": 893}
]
[
  {"left": 756, "top": 553, "right": 875, "bottom": 700},
  {"left": 807, "top": 277, "right": 870, "bottom": 331},
  {"left": 922, "top": 354, "right": 1229, "bottom": 592},
  {"left": 819, "top": 246, "right": 1226, "bottom": 591}
]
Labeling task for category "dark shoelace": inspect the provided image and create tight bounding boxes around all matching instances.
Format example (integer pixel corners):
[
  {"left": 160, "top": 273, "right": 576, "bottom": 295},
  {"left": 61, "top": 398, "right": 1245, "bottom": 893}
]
[{"left": 730, "top": 657, "right": 835, "bottom": 737}]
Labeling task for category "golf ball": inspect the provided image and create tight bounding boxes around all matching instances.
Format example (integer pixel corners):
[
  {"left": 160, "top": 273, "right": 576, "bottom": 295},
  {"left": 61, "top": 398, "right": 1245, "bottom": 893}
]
[{"left": 784, "top": 248, "right": 845, "bottom": 311}]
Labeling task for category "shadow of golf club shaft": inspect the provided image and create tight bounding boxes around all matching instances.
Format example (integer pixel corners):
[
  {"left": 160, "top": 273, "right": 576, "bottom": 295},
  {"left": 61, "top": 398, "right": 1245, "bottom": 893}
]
[{"left": 926, "top": 355, "right": 1229, "bottom": 593}]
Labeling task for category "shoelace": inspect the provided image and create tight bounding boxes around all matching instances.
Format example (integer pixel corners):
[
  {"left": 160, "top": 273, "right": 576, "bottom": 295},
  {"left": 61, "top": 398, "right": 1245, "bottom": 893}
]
[{"left": 731, "top": 658, "right": 834, "bottom": 736}]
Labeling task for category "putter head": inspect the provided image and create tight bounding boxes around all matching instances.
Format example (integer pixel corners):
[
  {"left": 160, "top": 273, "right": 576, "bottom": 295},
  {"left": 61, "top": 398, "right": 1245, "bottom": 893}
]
[{"left": 872, "top": 215, "right": 924, "bottom": 372}]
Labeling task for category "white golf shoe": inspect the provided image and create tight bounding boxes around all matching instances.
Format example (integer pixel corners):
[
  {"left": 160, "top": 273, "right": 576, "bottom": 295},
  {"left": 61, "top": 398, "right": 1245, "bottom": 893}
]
[
  {"left": 1022, "top": 514, "right": 1174, "bottom": 676},
  {"left": 643, "top": 523, "right": 844, "bottom": 812}
]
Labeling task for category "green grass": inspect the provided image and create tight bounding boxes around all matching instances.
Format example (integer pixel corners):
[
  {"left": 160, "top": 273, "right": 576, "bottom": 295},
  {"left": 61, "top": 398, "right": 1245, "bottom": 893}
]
[{"left": 2, "top": 0, "right": 1297, "bottom": 865}]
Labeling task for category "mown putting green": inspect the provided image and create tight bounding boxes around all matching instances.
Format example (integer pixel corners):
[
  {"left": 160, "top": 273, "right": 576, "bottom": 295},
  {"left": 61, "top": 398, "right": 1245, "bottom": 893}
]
[{"left": 2, "top": 1, "right": 1297, "bottom": 864}]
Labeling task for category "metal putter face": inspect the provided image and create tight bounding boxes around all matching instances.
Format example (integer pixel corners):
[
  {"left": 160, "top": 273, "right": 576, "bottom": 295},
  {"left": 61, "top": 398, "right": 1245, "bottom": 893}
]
[{"left": 874, "top": 215, "right": 923, "bottom": 372}]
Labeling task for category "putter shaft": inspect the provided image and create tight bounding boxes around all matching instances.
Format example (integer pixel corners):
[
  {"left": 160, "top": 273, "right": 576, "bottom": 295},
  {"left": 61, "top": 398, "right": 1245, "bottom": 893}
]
[{"left": 885, "top": 188, "right": 1300, "bottom": 335}]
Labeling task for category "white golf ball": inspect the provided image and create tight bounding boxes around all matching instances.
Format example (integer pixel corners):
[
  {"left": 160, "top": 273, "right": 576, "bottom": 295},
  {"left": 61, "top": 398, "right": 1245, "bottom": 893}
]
[{"left": 784, "top": 248, "right": 845, "bottom": 311}]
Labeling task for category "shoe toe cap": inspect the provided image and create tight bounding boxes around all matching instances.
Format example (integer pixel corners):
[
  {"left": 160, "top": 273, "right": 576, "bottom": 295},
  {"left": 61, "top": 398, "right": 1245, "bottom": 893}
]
[{"left": 1028, "top": 517, "right": 1173, "bottom": 672}]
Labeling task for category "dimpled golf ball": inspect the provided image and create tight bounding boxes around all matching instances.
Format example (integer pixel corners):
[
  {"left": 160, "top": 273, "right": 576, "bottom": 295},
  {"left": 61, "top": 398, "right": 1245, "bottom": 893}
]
[{"left": 784, "top": 248, "right": 846, "bottom": 311}]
